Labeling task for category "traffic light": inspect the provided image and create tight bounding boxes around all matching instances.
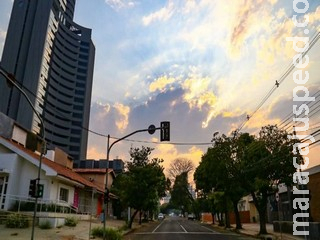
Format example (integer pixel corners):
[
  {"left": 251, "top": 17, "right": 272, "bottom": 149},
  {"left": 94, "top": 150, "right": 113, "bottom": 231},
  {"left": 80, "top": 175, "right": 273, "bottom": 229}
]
[
  {"left": 160, "top": 121, "right": 170, "bottom": 141},
  {"left": 29, "top": 179, "right": 37, "bottom": 197},
  {"left": 37, "top": 184, "right": 44, "bottom": 198}
]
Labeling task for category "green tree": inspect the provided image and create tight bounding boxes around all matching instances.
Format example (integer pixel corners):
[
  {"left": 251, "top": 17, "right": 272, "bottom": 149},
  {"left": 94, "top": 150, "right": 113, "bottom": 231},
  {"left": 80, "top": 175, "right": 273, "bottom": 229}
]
[
  {"left": 194, "top": 133, "right": 248, "bottom": 229},
  {"left": 243, "top": 125, "right": 303, "bottom": 235},
  {"left": 111, "top": 146, "right": 167, "bottom": 228},
  {"left": 170, "top": 172, "right": 194, "bottom": 215}
]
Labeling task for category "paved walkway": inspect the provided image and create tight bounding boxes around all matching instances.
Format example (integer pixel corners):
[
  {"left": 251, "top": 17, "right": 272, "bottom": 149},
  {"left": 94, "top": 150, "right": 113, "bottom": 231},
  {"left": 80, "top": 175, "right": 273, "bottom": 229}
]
[
  {"left": 211, "top": 222, "right": 303, "bottom": 240},
  {"left": 0, "top": 218, "right": 129, "bottom": 240}
]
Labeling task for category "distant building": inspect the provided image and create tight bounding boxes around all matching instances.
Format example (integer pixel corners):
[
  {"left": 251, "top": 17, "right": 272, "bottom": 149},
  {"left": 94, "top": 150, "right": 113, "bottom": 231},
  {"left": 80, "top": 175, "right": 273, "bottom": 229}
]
[
  {"left": 74, "top": 159, "right": 125, "bottom": 175},
  {"left": 0, "top": 0, "right": 95, "bottom": 160}
]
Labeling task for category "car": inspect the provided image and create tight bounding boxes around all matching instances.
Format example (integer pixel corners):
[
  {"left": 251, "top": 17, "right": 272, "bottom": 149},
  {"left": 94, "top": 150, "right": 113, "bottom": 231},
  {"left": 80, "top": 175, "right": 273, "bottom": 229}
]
[
  {"left": 187, "top": 213, "right": 195, "bottom": 220},
  {"left": 158, "top": 213, "right": 164, "bottom": 220}
]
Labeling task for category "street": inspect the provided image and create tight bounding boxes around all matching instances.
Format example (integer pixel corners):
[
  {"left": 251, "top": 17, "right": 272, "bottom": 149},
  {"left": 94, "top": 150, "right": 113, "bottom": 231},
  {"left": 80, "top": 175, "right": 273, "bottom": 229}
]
[{"left": 124, "top": 216, "right": 256, "bottom": 240}]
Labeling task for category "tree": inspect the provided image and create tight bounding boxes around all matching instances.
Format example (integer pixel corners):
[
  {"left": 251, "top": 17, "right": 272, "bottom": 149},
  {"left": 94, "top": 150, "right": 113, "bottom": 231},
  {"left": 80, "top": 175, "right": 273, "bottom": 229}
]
[
  {"left": 194, "top": 133, "right": 248, "bottom": 229},
  {"left": 111, "top": 146, "right": 167, "bottom": 228},
  {"left": 194, "top": 125, "right": 302, "bottom": 235},
  {"left": 170, "top": 172, "right": 194, "bottom": 215},
  {"left": 167, "top": 158, "right": 195, "bottom": 183},
  {"left": 242, "top": 125, "right": 303, "bottom": 235}
]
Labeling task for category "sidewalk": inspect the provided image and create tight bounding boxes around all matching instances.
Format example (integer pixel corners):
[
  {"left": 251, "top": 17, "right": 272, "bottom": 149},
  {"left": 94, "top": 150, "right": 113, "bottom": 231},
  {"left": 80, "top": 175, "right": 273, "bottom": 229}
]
[
  {"left": 212, "top": 222, "right": 303, "bottom": 240},
  {"left": 0, "top": 218, "right": 130, "bottom": 240}
]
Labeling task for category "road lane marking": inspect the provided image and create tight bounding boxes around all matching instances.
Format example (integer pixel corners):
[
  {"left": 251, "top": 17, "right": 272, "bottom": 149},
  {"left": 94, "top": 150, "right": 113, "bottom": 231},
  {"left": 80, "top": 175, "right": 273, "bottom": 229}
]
[
  {"left": 135, "top": 232, "right": 224, "bottom": 234},
  {"left": 180, "top": 224, "right": 187, "bottom": 233},
  {"left": 201, "top": 225, "right": 220, "bottom": 233},
  {"left": 152, "top": 220, "right": 165, "bottom": 233}
]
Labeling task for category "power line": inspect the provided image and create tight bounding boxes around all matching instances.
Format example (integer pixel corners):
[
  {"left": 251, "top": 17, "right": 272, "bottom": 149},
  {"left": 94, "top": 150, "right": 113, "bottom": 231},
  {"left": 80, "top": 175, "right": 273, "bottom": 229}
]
[
  {"left": 278, "top": 89, "right": 320, "bottom": 129},
  {"left": 236, "top": 31, "right": 320, "bottom": 133},
  {"left": 110, "top": 136, "right": 212, "bottom": 146},
  {"left": 0, "top": 70, "right": 213, "bottom": 146}
]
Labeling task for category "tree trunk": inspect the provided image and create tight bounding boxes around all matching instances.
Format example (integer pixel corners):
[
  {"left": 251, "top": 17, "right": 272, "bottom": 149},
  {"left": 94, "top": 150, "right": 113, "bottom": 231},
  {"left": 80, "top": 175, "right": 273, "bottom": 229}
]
[
  {"left": 211, "top": 212, "right": 215, "bottom": 224},
  {"left": 224, "top": 197, "right": 231, "bottom": 228},
  {"left": 128, "top": 209, "right": 139, "bottom": 229},
  {"left": 217, "top": 212, "right": 223, "bottom": 226},
  {"left": 233, "top": 200, "right": 242, "bottom": 229},
  {"left": 251, "top": 191, "right": 268, "bottom": 235},
  {"left": 139, "top": 211, "right": 142, "bottom": 225},
  {"left": 258, "top": 208, "right": 268, "bottom": 235},
  {"left": 225, "top": 209, "right": 231, "bottom": 228}
]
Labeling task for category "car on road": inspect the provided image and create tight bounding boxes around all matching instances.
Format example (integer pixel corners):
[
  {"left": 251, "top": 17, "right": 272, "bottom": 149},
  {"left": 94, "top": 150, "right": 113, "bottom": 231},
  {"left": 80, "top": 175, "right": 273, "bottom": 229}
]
[
  {"left": 187, "top": 213, "right": 195, "bottom": 220},
  {"left": 158, "top": 213, "right": 165, "bottom": 220}
]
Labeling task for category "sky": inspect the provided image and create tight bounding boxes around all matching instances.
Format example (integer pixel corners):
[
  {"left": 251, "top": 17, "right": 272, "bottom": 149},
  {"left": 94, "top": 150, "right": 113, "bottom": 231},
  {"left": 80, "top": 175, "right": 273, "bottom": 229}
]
[{"left": 0, "top": 0, "right": 320, "bottom": 177}]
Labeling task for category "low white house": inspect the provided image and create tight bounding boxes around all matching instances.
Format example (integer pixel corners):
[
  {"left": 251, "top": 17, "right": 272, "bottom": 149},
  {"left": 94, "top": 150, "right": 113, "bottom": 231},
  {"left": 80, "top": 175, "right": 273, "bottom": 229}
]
[{"left": 0, "top": 126, "right": 104, "bottom": 216}]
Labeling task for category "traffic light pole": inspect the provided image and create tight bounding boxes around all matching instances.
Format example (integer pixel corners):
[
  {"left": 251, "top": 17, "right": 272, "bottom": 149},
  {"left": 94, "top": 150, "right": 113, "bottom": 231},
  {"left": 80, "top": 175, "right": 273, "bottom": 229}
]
[
  {"left": 0, "top": 67, "right": 46, "bottom": 240},
  {"left": 102, "top": 124, "right": 168, "bottom": 240}
]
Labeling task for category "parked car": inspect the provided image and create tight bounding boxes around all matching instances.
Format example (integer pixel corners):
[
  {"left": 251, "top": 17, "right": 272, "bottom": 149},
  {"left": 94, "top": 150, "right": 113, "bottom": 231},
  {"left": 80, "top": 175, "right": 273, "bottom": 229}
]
[
  {"left": 158, "top": 213, "right": 164, "bottom": 220},
  {"left": 187, "top": 213, "right": 195, "bottom": 220}
]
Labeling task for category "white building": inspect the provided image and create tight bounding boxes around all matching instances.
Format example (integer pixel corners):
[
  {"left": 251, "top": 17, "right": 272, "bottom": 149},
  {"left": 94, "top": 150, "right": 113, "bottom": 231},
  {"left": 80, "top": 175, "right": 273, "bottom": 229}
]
[{"left": 0, "top": 120, "right": 105, "bottom": 217}]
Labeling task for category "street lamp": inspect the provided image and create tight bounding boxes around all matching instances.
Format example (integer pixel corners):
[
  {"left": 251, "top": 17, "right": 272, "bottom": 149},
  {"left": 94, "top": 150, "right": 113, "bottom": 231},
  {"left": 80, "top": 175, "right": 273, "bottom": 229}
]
[
  {"left": 0, "top": 67, "right": 46, "bottom": 240},
  {"left": 102, "top": 123, "right": 169, "bottom": 240}
]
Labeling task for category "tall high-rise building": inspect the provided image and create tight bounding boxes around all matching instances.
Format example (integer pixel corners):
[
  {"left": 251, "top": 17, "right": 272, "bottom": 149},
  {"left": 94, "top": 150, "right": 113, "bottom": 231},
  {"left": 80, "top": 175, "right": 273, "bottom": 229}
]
[{"left": 0, "top": 0, "right": 95, "bottom": 160}]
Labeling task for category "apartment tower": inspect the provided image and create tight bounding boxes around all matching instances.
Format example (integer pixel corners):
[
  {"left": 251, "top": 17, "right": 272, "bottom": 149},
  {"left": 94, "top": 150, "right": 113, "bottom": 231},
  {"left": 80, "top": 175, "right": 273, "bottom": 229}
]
[{"left": 0, "top": 0, "right": 95, "bottom": 160}]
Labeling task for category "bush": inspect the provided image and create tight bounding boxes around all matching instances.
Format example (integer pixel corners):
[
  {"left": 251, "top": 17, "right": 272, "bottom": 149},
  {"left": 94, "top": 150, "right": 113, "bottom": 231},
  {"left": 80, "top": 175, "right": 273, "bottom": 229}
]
[
  {"left": 5, "top": 213, "right": 29, "bottom": 228},
  {"left": 91, "top": 226, "right": 123, "bottom": 240},
  {"left": 39, "top": 220, "right": 52, "bottom": 229},
  {"left": 118, "top": 223, "right": 129, "bottom": 232},
  {"left": 64, "top": 217, "right": 78, "bottom": 227}
]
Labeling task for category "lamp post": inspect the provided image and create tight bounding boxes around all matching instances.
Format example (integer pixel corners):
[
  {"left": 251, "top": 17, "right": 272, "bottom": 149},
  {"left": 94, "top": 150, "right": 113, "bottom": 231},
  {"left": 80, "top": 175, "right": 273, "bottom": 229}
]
[
  {"left": 0, "top": 67, "right": 46, "bottom": 240},
  {"left": 102, "top": 124, "right": 167, "bottom": 240}
]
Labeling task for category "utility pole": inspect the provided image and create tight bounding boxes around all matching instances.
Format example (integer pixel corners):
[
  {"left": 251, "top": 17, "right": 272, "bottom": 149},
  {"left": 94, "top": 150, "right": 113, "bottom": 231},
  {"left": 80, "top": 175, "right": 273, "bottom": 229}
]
[
  {"left": 0, "top": 67, "right": 46, "bottom": 240},
  {"left": 102, "top": 123, "right": 170, "bottom": 240}
]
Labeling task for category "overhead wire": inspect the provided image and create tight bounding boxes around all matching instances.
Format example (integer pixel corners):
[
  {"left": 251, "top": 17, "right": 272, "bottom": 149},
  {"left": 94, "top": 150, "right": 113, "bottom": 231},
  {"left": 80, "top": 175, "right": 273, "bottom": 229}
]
[
  {"left": 278, "top": 89, "right": 320, "bottom": 129},
  {"left": 1, "top": 69, "right": 213, "bottom": 146},
  {"left": 236, "top": 31, "right": 320, "bottom": 133}
]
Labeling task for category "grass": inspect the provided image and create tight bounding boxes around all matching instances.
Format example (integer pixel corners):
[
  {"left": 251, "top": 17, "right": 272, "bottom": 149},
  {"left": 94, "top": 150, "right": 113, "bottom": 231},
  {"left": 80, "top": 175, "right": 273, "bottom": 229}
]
[{"left": 91, "top": 226, "right": 123, "bottom": 240}]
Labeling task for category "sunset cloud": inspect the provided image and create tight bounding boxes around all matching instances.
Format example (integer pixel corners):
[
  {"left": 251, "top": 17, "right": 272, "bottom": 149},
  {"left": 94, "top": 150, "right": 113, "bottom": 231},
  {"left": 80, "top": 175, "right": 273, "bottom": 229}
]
[
  {"left": 114, "top": 103, "right": 130, "bottom": 132},
  {"left": 13, "top": 0, "right": 316, "bottom": 170},
  {"left": 152, "top": 141, "right": 204, "bottom": 178},
  {"left": 149, "top": 75, "right": 176, "bottom": 92},
  {"left": 182, "top": 75, "right": 216, "bottom": 110}
]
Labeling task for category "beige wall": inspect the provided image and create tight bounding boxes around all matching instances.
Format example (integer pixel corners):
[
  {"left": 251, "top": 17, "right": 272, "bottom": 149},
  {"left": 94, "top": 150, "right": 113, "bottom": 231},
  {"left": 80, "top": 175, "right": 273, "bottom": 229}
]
[{"left": 54, "top": 147, "right": 73, "bottom": 169}]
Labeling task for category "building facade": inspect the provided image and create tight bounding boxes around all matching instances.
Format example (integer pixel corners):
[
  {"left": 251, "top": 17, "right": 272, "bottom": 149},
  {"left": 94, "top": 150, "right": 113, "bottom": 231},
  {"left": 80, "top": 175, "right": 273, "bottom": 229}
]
[
  {"left": 0, "top": 0, "right": 95, "bottom": 160},
  {"left": 74, "top": 159, "right": 125, "bottom": 175}
]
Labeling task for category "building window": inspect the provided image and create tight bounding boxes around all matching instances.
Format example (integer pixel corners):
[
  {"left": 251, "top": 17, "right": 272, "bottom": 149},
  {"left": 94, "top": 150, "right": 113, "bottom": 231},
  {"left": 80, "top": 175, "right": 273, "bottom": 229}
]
[{"left": 59, "top": 188, "right": 69, "bottom": 202}]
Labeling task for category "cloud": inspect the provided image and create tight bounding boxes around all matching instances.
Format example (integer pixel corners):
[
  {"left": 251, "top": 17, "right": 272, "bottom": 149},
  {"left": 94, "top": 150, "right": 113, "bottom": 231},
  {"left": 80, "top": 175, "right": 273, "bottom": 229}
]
[
  {"left": 0, "top": 28, "right": 6, "bottom": 56},
  {"left": 182, "top": 73, "right": 216, "bottom": 111},
  {"left": 152, "top": 141, "right": 204, "bottom": 179},
  {"left": 229, "top": 0, "right": 269, "bottom": 58},
  {"left": 86, "top": 146, "right": 106, "bottom": 159},
  {"left": 84, "top": 0, "right": 320, "bottom": 168},
  {"left": 105, "top": 0, "right": 137, "bottom": 10},
  {"left": 308, "top": 6, "right": 320, "bottom": 25},
  {"left": 142, "top": 0, "right": 175, "bottom": 26},
  {"left": 113, "top": 102, "right": 130, "bottom": 132},
  {"left": 149, "top": 75, "right": 176, "bottom": 92}
]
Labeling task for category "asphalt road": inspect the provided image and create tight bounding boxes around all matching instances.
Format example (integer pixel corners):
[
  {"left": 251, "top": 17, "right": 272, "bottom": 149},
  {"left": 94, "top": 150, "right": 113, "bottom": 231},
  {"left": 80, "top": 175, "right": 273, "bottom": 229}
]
[{"left": 124, "top": 216, "right": 256, "bottom": 240}]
